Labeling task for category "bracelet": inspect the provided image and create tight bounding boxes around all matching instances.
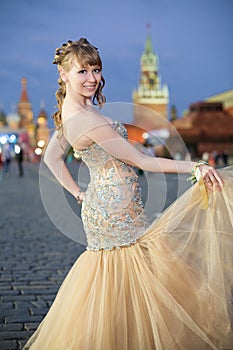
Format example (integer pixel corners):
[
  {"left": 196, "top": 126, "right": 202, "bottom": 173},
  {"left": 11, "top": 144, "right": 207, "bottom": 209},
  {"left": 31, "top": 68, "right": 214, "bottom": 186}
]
[
  {"left": 187, "top": 160, "right": 209, "bottom": 184},
  {"left": 76, "top": 190, "right": 82, "bottom": 205},
  {"left": 188, "top": 160, "right": 210, "bottom": 210}
]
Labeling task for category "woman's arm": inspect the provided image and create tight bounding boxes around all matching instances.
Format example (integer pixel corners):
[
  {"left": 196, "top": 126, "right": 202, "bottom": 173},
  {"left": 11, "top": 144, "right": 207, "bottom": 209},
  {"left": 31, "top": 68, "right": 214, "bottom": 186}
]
[
  {"left": 43, "top": 130, "right": 84, "bottom": 200},
  {"left": 64, "top": 112, "right": 223, "bottom": 190}
]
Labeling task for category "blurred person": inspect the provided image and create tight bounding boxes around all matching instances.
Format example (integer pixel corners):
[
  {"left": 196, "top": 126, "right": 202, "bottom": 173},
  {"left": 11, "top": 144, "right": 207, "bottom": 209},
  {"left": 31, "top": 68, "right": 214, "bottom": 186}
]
[
  {"left": 208, "top": 152, "right": 216, "bottom": 168},
  {"left": 2, "top": 143, "right": 12, "bottom": 175},
  {"left": 222, "top": 150, "right": 229, "bottom": 166},
  {"left": 202, "top": 151, "right": 209, "bottom": 163},
  {"left": 24, "top": 38, "right": 233, "bottom": 350},
  {"left": 15, "top": 143, "right": 24, "bottom": 177},
  {"left": 213, "top": 150, "right": 220, "bottom": 167},
  {"left": 0, "top": 149, "right": 3, "bottom": 181},
  {"left": 143, "top": 143, "right": 155, "bottom": 157}
]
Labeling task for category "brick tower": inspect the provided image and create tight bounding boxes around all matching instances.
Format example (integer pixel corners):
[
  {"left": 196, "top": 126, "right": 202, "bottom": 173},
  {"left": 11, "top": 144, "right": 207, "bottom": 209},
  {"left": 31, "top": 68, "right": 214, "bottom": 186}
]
[{"left": 133, "top": 28, "right": 169, "bottom": 130}]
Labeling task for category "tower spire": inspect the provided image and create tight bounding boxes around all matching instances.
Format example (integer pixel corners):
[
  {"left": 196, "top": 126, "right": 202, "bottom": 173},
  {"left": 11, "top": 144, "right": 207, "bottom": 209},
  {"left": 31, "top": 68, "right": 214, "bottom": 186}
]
[
  {"left": 144, "top": 23, "right": 153, "bottom": 54},
  {"left": 132, "top": 28, "right": 169, "bottom": 129},
  {"left": 18, "top": 77, "right": 35, "bottom": 146},
  {"left": 20, "top": 78, "right": 29, "bottom": 103}
]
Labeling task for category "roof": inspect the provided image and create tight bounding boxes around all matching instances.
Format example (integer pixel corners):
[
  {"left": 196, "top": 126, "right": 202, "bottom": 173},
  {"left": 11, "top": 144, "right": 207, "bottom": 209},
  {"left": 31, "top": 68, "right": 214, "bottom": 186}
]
[
  {"left": 206, "top": 89, "right": 233, "bottom": 108},
  {"left": 172, "top": 101, "right": 233, "bottom": 139}
]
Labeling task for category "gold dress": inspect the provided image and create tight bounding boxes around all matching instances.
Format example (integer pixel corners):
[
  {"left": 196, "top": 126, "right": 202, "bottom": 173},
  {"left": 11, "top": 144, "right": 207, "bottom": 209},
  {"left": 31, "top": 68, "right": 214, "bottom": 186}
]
[{"left": 24, "top": 122, "right": 233, "bottom": 349}]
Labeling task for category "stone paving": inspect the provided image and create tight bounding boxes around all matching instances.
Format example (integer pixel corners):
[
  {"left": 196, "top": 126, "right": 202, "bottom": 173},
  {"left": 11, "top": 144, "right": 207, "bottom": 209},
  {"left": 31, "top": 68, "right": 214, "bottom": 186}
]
[
  {"left": 0, "top": 159, "right": 191, "bottom": 349},
  {"left": 0, "top": 161, "right": 85, "bottom": 349}
]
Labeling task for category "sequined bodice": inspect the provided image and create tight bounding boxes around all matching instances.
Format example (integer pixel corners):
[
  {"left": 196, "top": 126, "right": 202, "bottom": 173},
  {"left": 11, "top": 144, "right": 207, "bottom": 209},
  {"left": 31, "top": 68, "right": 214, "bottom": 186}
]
[{"left": 74, "top": 122, "right": 148, "bottom": 251}]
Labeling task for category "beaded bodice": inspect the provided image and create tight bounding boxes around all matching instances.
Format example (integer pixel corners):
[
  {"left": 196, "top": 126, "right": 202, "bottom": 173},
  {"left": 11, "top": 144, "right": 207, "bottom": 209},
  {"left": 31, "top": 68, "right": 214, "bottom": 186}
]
[{"left": 74, "top": 122, "right": 148, "bottom": 251}]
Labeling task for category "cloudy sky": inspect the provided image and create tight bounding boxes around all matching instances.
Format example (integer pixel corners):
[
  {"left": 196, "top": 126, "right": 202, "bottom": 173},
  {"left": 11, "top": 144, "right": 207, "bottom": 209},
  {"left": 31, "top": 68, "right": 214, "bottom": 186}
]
[{"left": 0, "top": 0, "right": 232, "bottom": 126}]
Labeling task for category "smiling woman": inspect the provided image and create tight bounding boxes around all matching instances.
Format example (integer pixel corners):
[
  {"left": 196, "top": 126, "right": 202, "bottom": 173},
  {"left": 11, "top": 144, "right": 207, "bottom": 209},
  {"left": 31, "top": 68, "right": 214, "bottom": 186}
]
[
  {"left": 52, "top": 38, "right": 106, "bottom": 130},
  {"left": 60, "top": 63, "right": 102, "bottom": 103},
  {"left": 23, "top": 38, "right": 233, "bottom": 350}
]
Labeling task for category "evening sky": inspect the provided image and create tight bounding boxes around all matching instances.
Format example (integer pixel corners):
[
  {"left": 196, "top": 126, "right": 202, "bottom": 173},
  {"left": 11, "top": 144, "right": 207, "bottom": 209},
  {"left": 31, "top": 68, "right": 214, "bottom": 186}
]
[{"left": 0, "top": 0, "right": 232, "bottom": 126}]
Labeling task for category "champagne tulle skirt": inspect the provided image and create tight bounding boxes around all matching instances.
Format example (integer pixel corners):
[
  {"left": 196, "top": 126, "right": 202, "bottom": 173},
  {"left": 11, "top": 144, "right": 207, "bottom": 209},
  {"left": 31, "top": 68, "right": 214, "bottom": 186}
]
[{"left": 24, "top": 169, "right": 233, "bottom": 350}]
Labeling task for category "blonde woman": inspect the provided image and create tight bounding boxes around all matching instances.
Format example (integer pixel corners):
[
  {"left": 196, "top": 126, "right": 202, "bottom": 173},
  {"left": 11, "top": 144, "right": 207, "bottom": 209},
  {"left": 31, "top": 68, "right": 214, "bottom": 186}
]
[{"left": 24, "top": 38, "right": 233, "bottom": 349}]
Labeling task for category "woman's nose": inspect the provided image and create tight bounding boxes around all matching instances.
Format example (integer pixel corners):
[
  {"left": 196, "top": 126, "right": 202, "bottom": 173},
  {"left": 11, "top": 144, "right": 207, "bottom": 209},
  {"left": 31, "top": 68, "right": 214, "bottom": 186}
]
[{"left": 87, "top": 71, "right": 96, "bottom": 82}]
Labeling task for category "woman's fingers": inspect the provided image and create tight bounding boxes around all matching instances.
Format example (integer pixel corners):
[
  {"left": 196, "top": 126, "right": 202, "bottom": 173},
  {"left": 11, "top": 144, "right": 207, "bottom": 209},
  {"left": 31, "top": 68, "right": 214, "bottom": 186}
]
[{"left": 201, "top": 166, "right": 224, "bottom": 191}]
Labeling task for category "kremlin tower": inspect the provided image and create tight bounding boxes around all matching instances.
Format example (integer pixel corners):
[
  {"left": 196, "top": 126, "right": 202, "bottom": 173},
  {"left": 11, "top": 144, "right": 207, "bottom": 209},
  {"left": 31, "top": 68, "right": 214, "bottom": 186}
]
[{"left": 133, "top": 28, "right": 169, "bottom": 131}]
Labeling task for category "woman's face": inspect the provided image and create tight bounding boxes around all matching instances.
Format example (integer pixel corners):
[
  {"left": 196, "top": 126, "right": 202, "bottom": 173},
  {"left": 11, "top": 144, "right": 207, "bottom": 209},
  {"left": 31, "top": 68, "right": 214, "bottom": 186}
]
[{"left": 64, "top": 60, "right": 102, "bottom": 99}]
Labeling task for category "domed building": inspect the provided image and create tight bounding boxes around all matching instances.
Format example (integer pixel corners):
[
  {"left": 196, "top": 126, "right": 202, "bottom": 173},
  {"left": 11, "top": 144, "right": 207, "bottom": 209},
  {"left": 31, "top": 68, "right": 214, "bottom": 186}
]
[
  {"left": 7, "top": 111, "right": 21, "bottom": 130},
  {"left": 0, "top": 110, "right": 30, "bottom": 160},
  {"left": 35, "top": 103, "right": 50, "bottom": 154},
  {"left": 0, "top": 78, "right": 50, "bottom": 161},
  {"left": 17, "top": 78, "right": 36, "bottom": 147},
  {"left": 0, "top": 110, "right": 7, "bottom": 127}
]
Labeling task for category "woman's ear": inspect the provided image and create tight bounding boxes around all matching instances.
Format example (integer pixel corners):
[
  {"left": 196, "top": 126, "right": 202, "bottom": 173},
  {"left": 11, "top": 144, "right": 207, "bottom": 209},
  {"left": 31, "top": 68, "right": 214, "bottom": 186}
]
[{"left": 58, "top": 67, "right": 68, "bottom": 83}]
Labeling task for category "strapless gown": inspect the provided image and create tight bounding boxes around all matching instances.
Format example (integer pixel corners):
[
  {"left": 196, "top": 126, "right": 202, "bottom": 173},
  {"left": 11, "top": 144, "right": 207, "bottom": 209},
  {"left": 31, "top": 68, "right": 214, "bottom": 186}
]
[{"left": 24, "top": 122, "right": 233, "bottom": 349}]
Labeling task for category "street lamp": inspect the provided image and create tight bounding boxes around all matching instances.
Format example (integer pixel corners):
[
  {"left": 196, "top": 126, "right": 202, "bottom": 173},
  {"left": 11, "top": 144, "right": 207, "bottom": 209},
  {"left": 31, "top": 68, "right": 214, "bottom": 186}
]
[
  {"left": 37, "top": 140, "right": 45, "bottom": 148},
  {"left": 35, "top": 147, "right": 42, "bottom": 156}
]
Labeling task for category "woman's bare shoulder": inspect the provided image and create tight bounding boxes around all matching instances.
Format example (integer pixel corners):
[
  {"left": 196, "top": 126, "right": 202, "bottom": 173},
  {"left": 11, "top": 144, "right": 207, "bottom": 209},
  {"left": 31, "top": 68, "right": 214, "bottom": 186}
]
[{"left": 63, "top": 108, "right": 113, "bottom": 130}]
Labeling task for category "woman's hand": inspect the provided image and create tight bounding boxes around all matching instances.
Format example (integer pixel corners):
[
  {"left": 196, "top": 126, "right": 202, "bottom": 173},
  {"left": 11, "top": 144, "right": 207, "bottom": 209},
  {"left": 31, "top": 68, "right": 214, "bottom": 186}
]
[{"left": 198, "top": 165, "right": 224, "bottom": 191}]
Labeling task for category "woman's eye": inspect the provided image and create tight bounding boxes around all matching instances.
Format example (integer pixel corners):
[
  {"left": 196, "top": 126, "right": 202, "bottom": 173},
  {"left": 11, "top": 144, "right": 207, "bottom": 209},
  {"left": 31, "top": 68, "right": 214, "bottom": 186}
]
[{"left": 78, "top": 68, "right": 101, "bottom": 74}]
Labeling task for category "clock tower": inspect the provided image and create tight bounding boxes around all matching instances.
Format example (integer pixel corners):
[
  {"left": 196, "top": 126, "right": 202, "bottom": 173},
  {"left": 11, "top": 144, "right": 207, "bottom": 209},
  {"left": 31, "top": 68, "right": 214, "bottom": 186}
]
[{"left": 133, "top": 28, "right": 169, "bottom": 130}]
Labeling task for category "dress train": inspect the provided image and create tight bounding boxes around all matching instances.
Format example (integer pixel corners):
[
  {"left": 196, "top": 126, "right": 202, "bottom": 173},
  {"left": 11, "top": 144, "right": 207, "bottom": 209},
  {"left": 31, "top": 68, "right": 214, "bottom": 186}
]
[{"left": 24, "top": 168, "right": 233, "bottom": 349}]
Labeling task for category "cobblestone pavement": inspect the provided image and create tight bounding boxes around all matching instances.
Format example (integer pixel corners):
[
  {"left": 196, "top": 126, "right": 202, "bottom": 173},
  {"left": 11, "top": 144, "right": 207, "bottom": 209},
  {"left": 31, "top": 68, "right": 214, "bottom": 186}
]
[
  {"left": 0, "top": 161, "right": 85, "bottom": 349},
  {"left": 0, "top": 160, "right": 190, "bottom": 349}
]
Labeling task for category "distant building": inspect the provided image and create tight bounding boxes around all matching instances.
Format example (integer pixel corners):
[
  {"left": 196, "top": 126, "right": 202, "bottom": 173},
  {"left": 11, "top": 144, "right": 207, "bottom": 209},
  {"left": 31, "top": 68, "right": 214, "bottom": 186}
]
[
  {"left": 132, "top": 30, "right": 169, "bottom": 131},
  {"left": 124, "top": 124, "right": 147, "bottom": 144},
  {"left": 206, "top": 89, "right": 233, "bottom": 117},
  {"left": 172, "top": 101, "right": 233, "bottom": 157},
  {"left": 0, "top": 107, "right": 31, "bottom": 160},
  {"left": 35, "top": 102, "right": 50, "bottom": 153},
  {"left": 18, "top": 78, "right": 36, "bottom": 147},
  {"left": 0, "top": 110, "right": 7, "bottom": 127},
  {"left": 0, "top": 78, "right": 50, "bottom": 161}
]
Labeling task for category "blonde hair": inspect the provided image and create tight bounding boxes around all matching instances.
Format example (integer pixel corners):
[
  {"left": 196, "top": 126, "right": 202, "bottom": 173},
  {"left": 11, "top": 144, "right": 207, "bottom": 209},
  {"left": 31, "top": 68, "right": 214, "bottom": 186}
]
[{"left": 52, "top": 38, "right": 106, "bottom": 130}]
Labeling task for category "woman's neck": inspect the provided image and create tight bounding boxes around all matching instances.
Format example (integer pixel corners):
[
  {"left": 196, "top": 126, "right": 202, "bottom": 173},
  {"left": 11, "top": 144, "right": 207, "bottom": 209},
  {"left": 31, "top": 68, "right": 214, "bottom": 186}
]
[
  {"left": 65, "top": 94, "right": 92, "bottom": 109},
  {"left": 62, "top": 95, "right": 93, "bottom": 121}
]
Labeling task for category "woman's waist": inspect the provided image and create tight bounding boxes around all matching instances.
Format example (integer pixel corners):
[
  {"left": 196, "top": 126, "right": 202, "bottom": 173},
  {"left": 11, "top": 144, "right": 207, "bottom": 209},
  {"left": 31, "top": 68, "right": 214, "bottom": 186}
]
[
  {"left": 85, "top": 224, "right": 148, "bottom": 251},
  {"left": 88, "top": 161, "right": 137, "bottom": 181},
  {"left": 88, "top": 172, "right": 139, "bottom": 187}
]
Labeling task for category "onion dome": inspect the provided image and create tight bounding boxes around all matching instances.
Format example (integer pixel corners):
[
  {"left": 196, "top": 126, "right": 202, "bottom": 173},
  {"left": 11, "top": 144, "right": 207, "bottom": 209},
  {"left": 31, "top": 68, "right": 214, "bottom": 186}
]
[{"left": 7, "top": 112, "right": 21, "bottom": 129}]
